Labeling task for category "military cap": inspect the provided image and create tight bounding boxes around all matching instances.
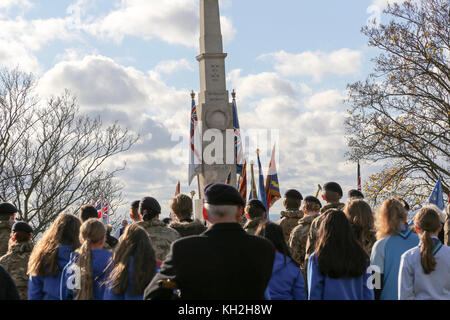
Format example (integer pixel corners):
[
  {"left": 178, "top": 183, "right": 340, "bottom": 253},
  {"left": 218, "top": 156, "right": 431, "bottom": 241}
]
[
  {"left": 12, "top": 221, "right": 33, "bottom": 234},
  {"left": 140, "top": 197, "right": 161, "bottom": 214},
  {"left": 304, "top": 195, "right": 322, "bottom": 208},
  {"left": 323, "top": 182, "right": 343, "bottom": 196},
  {"left": 284, "top": 189, "right": 303, "bottom": 200},
  {"left": 204, "top": 183, "right": 245, "bottom": 207},
  {"left": 247, "top": 199, "right": 267, "bottom": 212},
  {"left": 348, "top": 189, "right": 364, "bottom": 199},
  {"left": 0, "top": 202, "right": 18, "bottom": 216},
  {"left": 131, "top": 200, "right": 140, "bottom": 209}
]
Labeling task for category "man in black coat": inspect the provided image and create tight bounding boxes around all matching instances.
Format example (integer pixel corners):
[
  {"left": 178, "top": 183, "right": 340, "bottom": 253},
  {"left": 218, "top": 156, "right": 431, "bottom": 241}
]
[
  {"left": 144, "top": 183, "right": 275, "bottom": 300},
  {"left": 0, "top": 265, "right": 20, "bottom": 300}
]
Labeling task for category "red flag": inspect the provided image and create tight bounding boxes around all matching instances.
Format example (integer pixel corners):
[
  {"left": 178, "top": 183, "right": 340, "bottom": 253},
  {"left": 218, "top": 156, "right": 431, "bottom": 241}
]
[
  {"left": 238, "top": 160, "right": 247, "bottom": 200},
  {"left": 357, "top": 161, "right": 361, "bottom": 191}
]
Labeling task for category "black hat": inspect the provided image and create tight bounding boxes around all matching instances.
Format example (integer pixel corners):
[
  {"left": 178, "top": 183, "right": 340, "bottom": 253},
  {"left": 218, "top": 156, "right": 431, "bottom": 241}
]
[
  {"left": 323, "top": 182, "right": 343, "bottom": 197},
  {"left": 140, "top": 197, "right": 161, "bottom": 215},
  {"left": 0, "top": 202, "right": 18, "bottom": 216},
  {"left": 131, "top": 200, "right": 140, "bottom": 209},
  {"left": 12, "top": 221, "right": 33, "bottom": 234},
  {"left": 304, "top": 196, "right": 322, "bottom": 208},
  {"left": 247, "top": 199, "right": 267, "bottom": 212},
  {"left": 348, "top": 189, "right": 364, "bottom": 199},
  {"left": 204, "top": 183, "right": 245, "bottom": 207},
  {"left": 284, "top": 189, "right": 303, "bottom": 200}
]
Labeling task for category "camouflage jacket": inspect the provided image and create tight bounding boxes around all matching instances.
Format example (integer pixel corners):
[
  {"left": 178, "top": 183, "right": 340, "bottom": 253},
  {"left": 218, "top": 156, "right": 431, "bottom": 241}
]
[
  {"left": 168, "top": 219, "right": 207, "bottom": 238},
  {"left": 243, "top": 217, "right": 267, "bottom": 235},
  {"left": 0, "top": 241, "right": 34, "bottom": 300},
  {"left": 288, "top": 213, "right": 320, "bottom": 269},
  {"left": 445, "top": 205, "right": 450, "bottom": 246},
  {"left": 0, "top": 220, "right": 13, "bottom": 257},
  {"left": 304, "top": 202, "right": 345, "bottom": 264},
  {"left": 276, "top": 210, "right": 304, "bottom": 244},
  {"left": 137, "top": 219, "right": 181, "bottom": 262}
]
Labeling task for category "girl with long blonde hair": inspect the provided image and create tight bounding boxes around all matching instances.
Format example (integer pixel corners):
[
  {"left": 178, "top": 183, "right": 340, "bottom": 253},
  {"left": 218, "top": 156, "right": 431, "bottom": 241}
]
[
  {"left": 103, "top": 224, "right": 157, "bottom": 300},
  {"left": 28, "top": 214, "right": 81, "bottom": 300},
  {"left": 370, "top": 198, "right": 419, "bottom": 300},
  {"left": 60, "top": 218, "right": 112, "bottom": 300}
]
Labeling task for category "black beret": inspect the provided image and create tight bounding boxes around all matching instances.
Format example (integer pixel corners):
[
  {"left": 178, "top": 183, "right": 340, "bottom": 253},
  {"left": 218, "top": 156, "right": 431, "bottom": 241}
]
[
  {"left": 140, "top": 197, "right": 161, "bottom": 214},
  {"left": 0, "top": 202, "right": 18, "bottom": 216},
  {"left": 323, "top": 182, "right": 343, "bottom": 196},
  {"left": 304, "top": 196, "right": 322, "bottom": 208},
  {"left": 348, "top": 189, "right": 364, "bottom": 199},
  {"left": 284, "top": 189, "right": 303, "bottom": 200},
  {"left": 247, "top": 199, "right": 267, "bottom": 212},
  {"left": 204, "top": 183, "right": 245, "bottom": 207},
  {"left": 131, "top": 200, "right": 140, "bottom": 209},
  {"left": 12, "top": 221, "right": 33, "bottom": 234}
]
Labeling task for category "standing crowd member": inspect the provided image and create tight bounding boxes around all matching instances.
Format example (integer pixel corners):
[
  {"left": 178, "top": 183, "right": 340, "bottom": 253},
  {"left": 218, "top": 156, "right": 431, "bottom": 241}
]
[
  {"left": 0, "top": 202, "right": 18, "bottom": 257},
  {"left": 370, "top": 198, "right": 419, "bottom": 300},
  {"left": 168, "top": 194, "right": 206, "bottom": 237},
  {"left": 289, "top": 195, "right": 322, "bottom": 272},
  {"left": 0, "top": 221, "right": 34, "bottom": 300},
  {"left": 144, "top": 183, "right": 275, "bottom": 300},
  {"left": 344, "top": 199, "right": 376, "bottom": 255},
  {"left": 348, "top": 189, "right": 364, "bottom": 200},
  {"left": 105, "top": 225, "right": 118, "bottom": 249},
  {"left": 114, "top": 220, "right": 129, "bottom": 240},
  {"left": 307, "top": 209, "right": 374, "bottom": 300},
  {"left": 0, "top": 265, "right": 19, "bottom": 300},
  {"left": 130, "top": 200, "right": 142, "bottom": 223},
  {"left": 104, "top": 224, "right": 157, "bottom": 300},
  {"left": 276, "top": 189, "right": 304, "bottom": 243},
  {"left": 61, "top": 219, "right": 112, "bottom": 300},
  {"left": 137, "top": 197, "right": 180, "bottom": 263},
  {"left": 399, "top": 206, "right": 450, "bottom": 299},
  {"left": 79, "top": 205, "right": 99, "bottom": 223},
  {"left": 243, "top": 199, "right": 267, "bottom": 235},
  {"left": 445, "top": 204, "right": 450, "bottom": 246},
  {"left": 28, "top": 214, "right": 81, "bottom": 300},
  {"left": 255, "top": 221, "right": 306, "bottom": 300}
]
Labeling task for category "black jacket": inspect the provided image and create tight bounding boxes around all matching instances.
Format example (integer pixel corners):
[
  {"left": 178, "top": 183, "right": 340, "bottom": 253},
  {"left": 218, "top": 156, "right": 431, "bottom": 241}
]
[
  {"left": 144, "top": 222, "right": 275, "bottom": 300},
  {"left": 0, "top": 265, "right": 19, "bottom": 300}
]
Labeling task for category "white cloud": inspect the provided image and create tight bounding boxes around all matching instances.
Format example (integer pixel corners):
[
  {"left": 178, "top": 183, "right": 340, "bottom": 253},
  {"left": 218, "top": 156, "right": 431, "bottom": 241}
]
[
  {"left": 0, "top": 0, "right": 32, "bottom": 10},
  {"left": 303, "top": 89, "right": 345, "bottom": 111},
  {"left": 367, "top": 0, "right": 417, "bottom": 24},
  {"left": 154, "top": 59, "right": 194, "bottom": 75},
  {"left": 261, "top": 49, "right": 362, "bottom": 82}
]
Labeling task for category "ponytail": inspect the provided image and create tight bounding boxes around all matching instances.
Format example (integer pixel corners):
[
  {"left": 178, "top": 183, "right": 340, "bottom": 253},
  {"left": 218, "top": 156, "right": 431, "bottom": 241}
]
[
  {"left": 419, "top": 230, "right": 436, "bottom": 275},
  {"left": 414, "top": 206, "right": 441, "bottom": 275}
]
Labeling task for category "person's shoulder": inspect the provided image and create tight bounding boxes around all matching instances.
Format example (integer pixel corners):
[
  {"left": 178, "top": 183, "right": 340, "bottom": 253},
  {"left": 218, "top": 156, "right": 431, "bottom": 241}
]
[
  {"left": 401, "top": 246, "right": 419, "bottom": 260},
  {"left": 245, "top": 233, "right": 275, "bottom": 251}
]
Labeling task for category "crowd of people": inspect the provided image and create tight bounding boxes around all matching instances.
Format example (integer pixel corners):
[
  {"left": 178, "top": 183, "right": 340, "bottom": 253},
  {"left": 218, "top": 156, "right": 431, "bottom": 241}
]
[{"left": 0, "top": 181, "right": 449, "bottom": 300}]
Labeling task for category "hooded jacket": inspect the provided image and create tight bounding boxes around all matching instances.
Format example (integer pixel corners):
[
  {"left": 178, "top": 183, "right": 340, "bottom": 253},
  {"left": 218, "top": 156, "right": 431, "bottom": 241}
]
[
  {"left": 168, "top": 219, "right": 206, "bottom": 237},
  {"left": 276, "top": 210, "right": 304, "bottom": 244},
  {"left": 267, "top": 251, "right": 306, "bottom": 300},
  {"left": 28, "top": 245, "right": 74, "bottom": 300},
  {"left": 60, "top": 249, "right": 112, "bottom": 300},
  {"left": 137, "top": 219, "right": 180, "bottom": 262}
]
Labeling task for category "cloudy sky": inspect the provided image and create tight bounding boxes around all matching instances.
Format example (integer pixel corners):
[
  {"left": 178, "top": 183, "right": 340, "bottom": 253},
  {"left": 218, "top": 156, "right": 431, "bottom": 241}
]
[{"left": 0, "top": 0, "right": 406, "bottom": 219}]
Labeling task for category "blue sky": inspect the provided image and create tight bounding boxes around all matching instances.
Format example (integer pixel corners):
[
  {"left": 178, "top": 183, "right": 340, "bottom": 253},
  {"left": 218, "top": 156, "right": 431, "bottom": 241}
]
[{"left": 0, "top": 0, "right": 404, "bottom": 220}]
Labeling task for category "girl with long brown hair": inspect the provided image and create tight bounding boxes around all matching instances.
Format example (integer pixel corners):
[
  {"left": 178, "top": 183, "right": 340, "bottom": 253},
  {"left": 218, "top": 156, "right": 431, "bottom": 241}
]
[
  {"left": 399, "top": 205, "right": 450, "bottom": 299},
  {"left": 103, "top": 224, "right": 157, "bottom": 300},
  {"left": 28, "top": 214, "right": 81, "bottom": 300},
  {"left": 344, "top": 199, "right": 376, "bottom": 254},
  {"left": 370, "top": 198, "right": 419, "bottom": 300},
  {"left": 60, "top": 218, "right": 112, "bottom": 300}
]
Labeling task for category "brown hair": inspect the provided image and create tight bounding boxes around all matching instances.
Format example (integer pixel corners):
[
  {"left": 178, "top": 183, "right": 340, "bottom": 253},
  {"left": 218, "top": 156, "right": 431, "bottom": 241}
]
[
  {"left": 169, "top": 194, "right": 193, "bottom": 220},
  {"left": 28, "top": 214, "right": 81, "bottom": 277},
  {"left": 283, "top": 197, "right": 301, "bottom": 210},
  {"left": 414, "top": 206, "right": 442, "bottom": 275},
  {"left": 322, "top": 190, "right": 341, "bottom": 203},
  {"left": 304, "top": 199, "right": 321, "bottom": 212},
  {"left": 76, "top": 219, "right": 106, "bottom": 300},
  {"left": 79, "top": 205, "right": 99, "bottom": 222},
  {"left": 375, "top": 198, "right": 407, "bottom": 239},
  {"left": 344, "top": 199, "right": 376, "bottom": 253},
  {"left": 106, "top": 224, "right": 156, "bottom": 296}
]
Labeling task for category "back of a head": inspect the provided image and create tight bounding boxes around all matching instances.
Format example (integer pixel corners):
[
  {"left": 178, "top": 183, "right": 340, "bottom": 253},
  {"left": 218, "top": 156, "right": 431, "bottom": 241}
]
[
  {"left": 375, "top": 198, "right": 407, "bottom": 239},
  {"left": 139, "top": 197, "right": 161, "bottom": 221},
  {"left": 79, "top": 205, "right": 98, "bottom": 222},
  {"left": 348, "top": 189, "right": 364, "bottom": 200},
  {"left": 344, "top": 199, "right": 374, "bottom": 231},
  {"left": 246, "top": 199, "right": 266, "bottom": 220},
  {"left": 323, "top": 182, "right": 343, "bottom": 203},
  {"left": 315, "top": 209, "right": 368, "bottom": 278},
  {"left": 11, "top": 221, "right": 33, "bottom": 243},
  {"left": 283, "top": 189, "right": 303, "bottom": 210},
  {"left": 414, "top": 206, "right": 442, "bottom": 275},
  {"left": 255, "top": 221, "right": 290, "bottom": 259},
  {"left": 0, "top": 202, "right": 18, "bottom": 221},
  {"left": 203, "top": 183, "right": 245, "bottom": 222},
  {"left": 304, "top": 195, "right": 322, "bottom": 212},
  {"left": 170, "top": 194, "right": 193, "bottom": 220}
]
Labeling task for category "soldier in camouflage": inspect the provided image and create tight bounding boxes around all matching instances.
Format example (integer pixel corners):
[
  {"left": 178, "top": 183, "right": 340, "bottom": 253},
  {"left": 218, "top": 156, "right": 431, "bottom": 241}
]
[
  {"left": 445, "top": 203, "right": 449, "bottom": 246},
  {"left": 0, "top": 221, "right": 34, "bottom": 300},
  {"left": 243, "top": 199, "right": 267, "bottom": 235},
  {"left": 276, "top": 189, "right": 304, "bottom": 244},
  {"left": 137, "top": 197, "right": 180, "bottom": 262},
  {"left": 0, "top": 203, "right": 18, "bottom": 257}
]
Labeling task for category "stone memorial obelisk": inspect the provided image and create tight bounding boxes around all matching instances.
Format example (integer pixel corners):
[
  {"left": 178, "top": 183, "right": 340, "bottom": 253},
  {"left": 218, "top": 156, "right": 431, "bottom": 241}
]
[{"left": 196, "top": 0, "right": 236, "bottom": 198}]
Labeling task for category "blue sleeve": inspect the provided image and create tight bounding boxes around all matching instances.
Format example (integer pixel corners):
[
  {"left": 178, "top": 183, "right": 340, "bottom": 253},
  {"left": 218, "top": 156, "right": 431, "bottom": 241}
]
[
  {"left": 28, "top": 276, "right": 44, "bottom": 300},
  {"left": 370, "top": 238, "right": 387, "bottom": 274},
  {"left": 292, "top": 269, "right": 306, "bottom": 300},
  {"left": 264, "top": 286, "right": 271, "bottom": 300},
  {"left": 363, "top": 269, "right": 375, "bottom": 300},
  {"left": 59, "top": 261, "right": 77, "bottom": 300},
  {"left": 103, "top": 286, "right": 124, "bottom": 300},
  {"left": 398, "top": 253, "right": 415, "bottom": 300},
  {"left": 307, "top": 254, "right": 324, "bottom": 300}
]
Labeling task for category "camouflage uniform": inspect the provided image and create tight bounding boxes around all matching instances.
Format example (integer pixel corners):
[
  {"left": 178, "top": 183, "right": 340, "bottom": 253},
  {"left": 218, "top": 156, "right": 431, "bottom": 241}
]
[
  {"left": 0, "top": 220, "right": 14, "bottom": 257},
  {"left": 0, "top": 241, "right": 34, "bottom": 300},
  {"left": 288, "top": 213, "right": 320, "bottom": 270},
  {"left": 445, "top": 204, "right": 450, "bottom": 246},
  {"left": 137, "top": 219, "right": 180, "bottom": 262},
  {"left": 243, "top": 217, "right": 267, "bottom": 235},
  {"left": 168, "top": 219, "right": 207, "bottom": 237},
  {"left": 304, "top": 202, "right": 345, "bottom": 266},
  {"left": 276, "top": 210, "right": 304, "bottom": 244}
]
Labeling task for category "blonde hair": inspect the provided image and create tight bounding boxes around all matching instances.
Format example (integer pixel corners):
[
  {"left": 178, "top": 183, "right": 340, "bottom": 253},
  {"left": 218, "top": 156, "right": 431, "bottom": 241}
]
[
  {"left": 28, "top": 214, "right": 81, "bottom": 277},
  {"left": 414, "top": 206, "right": 442, "bottom": 274},
  {"left": 169, "top": 194, "right": 193, "bottom": 220},
  {"left": 76, "top": 218, "right": 106, "bottom": 300},
  {"left": 375, "top": 198, "right": 407, "bottom": 239}
]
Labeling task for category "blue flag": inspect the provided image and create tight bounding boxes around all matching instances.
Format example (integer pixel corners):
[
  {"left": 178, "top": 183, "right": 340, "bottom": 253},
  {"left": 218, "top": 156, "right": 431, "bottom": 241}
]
[
  {"left": 256, "top": 150, "right": 268, "bottom": 218},
  {"left": 428, "top": 176, "right": 444, "bottom": 211}
]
